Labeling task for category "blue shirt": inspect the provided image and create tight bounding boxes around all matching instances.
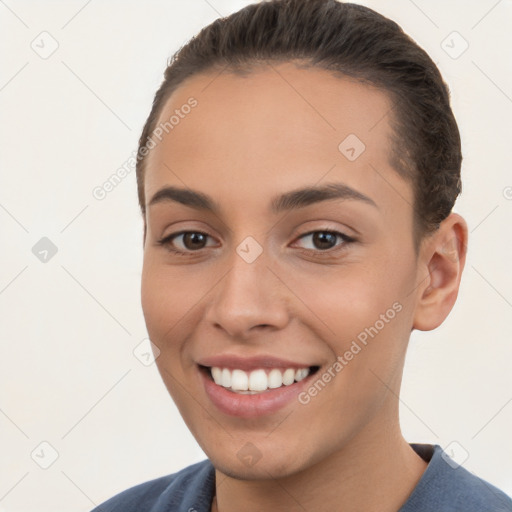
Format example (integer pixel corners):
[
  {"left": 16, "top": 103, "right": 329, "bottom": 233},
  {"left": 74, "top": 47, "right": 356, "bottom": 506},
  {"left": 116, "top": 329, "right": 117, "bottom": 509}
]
[{"left": 90, "top": 443, "right": 512, "bottom": 511}]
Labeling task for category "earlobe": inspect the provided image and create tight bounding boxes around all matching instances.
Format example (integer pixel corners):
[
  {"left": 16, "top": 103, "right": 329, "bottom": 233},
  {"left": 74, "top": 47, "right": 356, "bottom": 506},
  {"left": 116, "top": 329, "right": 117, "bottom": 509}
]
[{"left": 412, "top": 213, "right": 468, "bottom": 331}]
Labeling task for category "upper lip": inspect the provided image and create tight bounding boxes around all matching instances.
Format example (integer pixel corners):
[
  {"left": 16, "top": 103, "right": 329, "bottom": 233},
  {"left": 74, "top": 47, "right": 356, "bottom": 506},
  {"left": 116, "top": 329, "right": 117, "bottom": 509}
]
[{"left": 197, "top": 354, "right": 317, "bottom": 372}]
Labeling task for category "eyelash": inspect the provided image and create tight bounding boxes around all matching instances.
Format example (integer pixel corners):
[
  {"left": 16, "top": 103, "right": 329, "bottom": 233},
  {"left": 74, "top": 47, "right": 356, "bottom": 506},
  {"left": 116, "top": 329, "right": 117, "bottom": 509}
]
[{"left": 156, "top": 229, "right": 356, "bottom": 258}]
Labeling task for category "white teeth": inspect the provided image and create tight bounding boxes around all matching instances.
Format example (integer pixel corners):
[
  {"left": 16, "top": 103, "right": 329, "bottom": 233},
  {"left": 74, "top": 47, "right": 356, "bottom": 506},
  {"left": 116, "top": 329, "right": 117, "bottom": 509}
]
[
  {"left": 211, "top": 367, "right": 222, "bottom": 385},
  {"left": 282, "top": 368, "right": 295, "bottom": 385},
  {"left": 209, "top": 366, "right": 312, "bottom": 393},
  {"left": 295, "top": 368, "right": 309, "bottom": 382},
  {"left": 268, "top": 368, "right": 283, "bottom": 389},
  {"left": 231, "top": 369, "right": 249, "bottom": 391},
  {"left": 221, "top": 368, "right": 231, "bottom": 388},
  {"left": 248, "top": 369, "right": 268, "bottom": 391}
]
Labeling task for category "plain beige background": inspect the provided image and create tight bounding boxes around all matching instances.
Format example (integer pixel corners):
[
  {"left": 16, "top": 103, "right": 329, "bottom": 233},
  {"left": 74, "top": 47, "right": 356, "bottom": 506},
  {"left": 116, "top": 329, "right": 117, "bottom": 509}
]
[{"left": 1, "top": 0, "right": 511, "bottom": 510}]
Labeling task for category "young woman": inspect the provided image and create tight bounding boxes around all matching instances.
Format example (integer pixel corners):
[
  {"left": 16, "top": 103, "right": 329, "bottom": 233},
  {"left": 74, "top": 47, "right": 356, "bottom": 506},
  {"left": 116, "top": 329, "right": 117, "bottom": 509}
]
[{"left": 92, "top": 1, "right": 512, "bottom": 510}]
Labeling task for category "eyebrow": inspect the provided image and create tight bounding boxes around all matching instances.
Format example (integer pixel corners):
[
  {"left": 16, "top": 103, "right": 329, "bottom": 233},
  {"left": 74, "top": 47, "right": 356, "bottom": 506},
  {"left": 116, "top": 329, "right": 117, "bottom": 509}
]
[{"left": 148, "top": 182, "right": 378, "bottom": 214}]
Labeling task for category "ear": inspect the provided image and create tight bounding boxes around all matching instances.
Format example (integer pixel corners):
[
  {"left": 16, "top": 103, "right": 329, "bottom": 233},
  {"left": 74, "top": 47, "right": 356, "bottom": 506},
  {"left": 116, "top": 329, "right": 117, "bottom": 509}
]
[{"left": 412, "top": 213, "right": 468, "bottom": 331}]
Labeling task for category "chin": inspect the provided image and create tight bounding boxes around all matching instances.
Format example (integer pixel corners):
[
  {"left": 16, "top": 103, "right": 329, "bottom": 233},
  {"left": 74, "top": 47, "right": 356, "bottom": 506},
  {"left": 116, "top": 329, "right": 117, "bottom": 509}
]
[
  {"left": 207, "top": 446, "right": 313, "bottom": 481},
  {"left": 213, "top": 459, "right": 300, "bottom": 481}
]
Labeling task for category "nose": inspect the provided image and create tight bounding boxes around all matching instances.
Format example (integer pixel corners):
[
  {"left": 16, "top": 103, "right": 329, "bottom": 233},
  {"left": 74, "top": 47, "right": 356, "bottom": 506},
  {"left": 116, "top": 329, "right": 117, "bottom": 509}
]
[{"left": 203, "top": 250, "right": 290, "bottom": 340}]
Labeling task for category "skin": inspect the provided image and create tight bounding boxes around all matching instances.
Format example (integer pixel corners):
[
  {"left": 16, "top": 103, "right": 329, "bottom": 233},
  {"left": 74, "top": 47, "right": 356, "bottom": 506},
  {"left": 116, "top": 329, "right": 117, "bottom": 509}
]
[{"left": 140, "top": 61, "right": 468, "bottom": 512}]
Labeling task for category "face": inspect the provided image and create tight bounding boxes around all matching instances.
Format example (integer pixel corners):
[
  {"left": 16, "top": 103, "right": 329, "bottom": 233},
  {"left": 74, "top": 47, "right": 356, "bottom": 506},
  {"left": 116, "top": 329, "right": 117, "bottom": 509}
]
[{"left": 141, "top": 62, "right": 422, "bottom": 479}]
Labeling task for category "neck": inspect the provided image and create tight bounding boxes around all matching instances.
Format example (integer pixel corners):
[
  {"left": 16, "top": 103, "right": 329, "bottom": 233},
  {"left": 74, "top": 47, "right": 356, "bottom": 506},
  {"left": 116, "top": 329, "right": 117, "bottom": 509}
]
[{"left": 212, "top": 413, "right": 427, "bottom": 512}]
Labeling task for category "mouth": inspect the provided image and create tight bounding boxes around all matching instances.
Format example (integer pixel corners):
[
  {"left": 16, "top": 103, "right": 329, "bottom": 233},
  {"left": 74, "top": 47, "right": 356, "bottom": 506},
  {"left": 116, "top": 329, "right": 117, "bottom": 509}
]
[
  {"left": 198, "top": 363, "right": 321, "bottom": 418},
  {"left": 199, "top": 365, "right": 320, "bottom": 394}
]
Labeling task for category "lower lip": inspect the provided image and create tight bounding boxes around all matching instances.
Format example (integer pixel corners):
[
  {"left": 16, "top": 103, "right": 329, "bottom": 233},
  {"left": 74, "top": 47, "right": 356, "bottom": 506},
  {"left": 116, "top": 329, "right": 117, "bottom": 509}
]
[{"left": 199, "top": 367, "right": 314, "bottom": 418}]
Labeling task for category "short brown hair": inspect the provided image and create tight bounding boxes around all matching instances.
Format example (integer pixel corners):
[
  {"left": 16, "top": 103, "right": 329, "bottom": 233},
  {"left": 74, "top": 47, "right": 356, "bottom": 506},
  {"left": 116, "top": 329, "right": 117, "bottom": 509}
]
[{"left": 136, "top": 0, "right": 462, "bottom": 246}]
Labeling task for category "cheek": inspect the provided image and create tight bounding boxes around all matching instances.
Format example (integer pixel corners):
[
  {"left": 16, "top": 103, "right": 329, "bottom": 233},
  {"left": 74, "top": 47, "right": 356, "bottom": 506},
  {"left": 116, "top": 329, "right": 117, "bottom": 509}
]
[
  {"left": 297, "top": 256, "right": 414, "bottom": 370},
  {"left": 140, "top": 257, "right": 197, "bottom": 340},
  {"left": 140, "top": 257, "right": 215, "bottom": 384},
  {"left": 292, "top": 264, "right": 399, "bottom": 335},
  {"left": 141, "top": 261, "right": 199, "bottom": 405},
  {"left": 140, "top": 264, "right": 170, "bottom": 339}
]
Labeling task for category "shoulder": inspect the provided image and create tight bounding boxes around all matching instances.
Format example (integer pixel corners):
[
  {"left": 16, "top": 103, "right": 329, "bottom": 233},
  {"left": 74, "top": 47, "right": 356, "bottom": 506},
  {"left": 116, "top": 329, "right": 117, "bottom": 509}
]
[
  {"left": 90, "top": 459, "right": 215, "bottom": 512},
  {"left": 402, "top": 444, "right": 512, "bottom": 512}
]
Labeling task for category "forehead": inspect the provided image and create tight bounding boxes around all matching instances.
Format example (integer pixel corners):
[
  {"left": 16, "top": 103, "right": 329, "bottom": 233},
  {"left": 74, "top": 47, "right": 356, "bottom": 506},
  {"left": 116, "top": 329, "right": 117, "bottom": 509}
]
[{"left": 144, "top": 62, "right": 411, "bottom": 216}]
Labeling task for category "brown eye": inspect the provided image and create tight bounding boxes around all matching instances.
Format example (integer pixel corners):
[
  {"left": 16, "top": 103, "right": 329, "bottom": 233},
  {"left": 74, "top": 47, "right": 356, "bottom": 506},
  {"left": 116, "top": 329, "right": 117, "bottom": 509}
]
[
  {"left": 180, "top": 232, "right": 208, "bottom": 250},
  {"left": 157, "top": 231, "right": 215, "bottom": 255},
  {"left": 295, "top": 230, "right": 354, "bottom": 252},
  {"left": 311, "top": 232, "right": 338, "bottom": 250}
]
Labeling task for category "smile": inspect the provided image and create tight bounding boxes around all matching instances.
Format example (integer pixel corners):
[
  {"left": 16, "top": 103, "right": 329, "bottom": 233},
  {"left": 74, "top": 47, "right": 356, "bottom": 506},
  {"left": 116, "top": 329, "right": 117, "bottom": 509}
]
[
  {"left": 198, "top": 361, "right": 321, "bottom": 418},
  {"left": 210, "top": 366, "right": 313, "bottom": 393}
]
